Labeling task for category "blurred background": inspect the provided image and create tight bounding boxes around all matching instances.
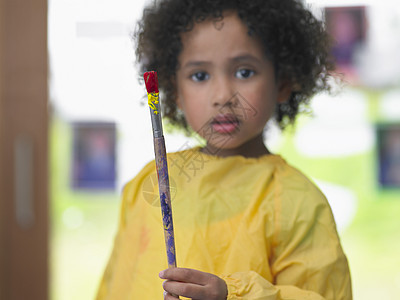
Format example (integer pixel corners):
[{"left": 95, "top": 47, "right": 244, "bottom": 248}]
[{"left": 1, "top": 0, "right": 400, "bottom": 299}]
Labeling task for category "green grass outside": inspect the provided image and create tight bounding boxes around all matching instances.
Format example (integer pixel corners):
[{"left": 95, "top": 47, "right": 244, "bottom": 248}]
[{"left": 50, "top": 117, "right": 120, "bottom": 300}]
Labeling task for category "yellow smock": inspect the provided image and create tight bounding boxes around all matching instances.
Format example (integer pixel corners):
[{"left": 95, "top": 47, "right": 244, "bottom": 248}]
[{"left": 96, "top": 148, "right": 352, "bottom": 299}]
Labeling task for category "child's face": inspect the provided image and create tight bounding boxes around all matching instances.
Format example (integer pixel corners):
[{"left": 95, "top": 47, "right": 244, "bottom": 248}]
[{"left": 176, "top": 11, "right": 289, "bottom": 156}]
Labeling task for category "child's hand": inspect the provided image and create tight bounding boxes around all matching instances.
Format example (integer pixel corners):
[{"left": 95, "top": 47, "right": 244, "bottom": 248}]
[{"left": 159, "top": 268, "right": 228, "bottom": 300}]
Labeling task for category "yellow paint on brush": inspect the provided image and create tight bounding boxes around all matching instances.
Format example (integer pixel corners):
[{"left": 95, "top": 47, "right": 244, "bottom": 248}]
[{"left": 148, "top": 92, "right": 159, "bottom": 114}]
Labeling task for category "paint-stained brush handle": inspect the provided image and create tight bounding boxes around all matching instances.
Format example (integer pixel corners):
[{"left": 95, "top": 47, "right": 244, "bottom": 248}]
[
  {"left": 154, "top": 136, "right": 176, "bottom": 268},
  {"left": 143, "top": 71, "right": 177, "bottom": 269}
]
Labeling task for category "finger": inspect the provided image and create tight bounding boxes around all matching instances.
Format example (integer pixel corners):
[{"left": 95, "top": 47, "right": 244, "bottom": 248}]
[
  {"left": 163, "top": 280, "right": 205, "bottom": 299},
  {"left": 160, "top": 268, "right": 210, "bottom": 285},
  {"left": 164, "top": 291, "right": 179, "bottom": 300}
]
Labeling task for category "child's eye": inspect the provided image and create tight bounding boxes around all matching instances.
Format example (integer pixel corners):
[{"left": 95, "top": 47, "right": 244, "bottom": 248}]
[
  {"left": 190, "top": 72, "right": 209, "bottom": 82},
  {"left": 235, "top": 69, "right": 255, "bottom": 79}
]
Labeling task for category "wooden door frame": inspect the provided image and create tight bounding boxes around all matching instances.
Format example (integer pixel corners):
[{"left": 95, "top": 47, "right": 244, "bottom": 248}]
[{"left": 0, "top": 0, "right": 49, "bottom": 299}]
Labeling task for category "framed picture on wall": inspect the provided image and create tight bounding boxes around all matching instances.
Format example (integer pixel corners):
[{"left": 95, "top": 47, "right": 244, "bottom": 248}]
[
  {"left": 324, "top": 6, "right": 367, "bottom": 83},
  {"left": 72, "top": 122, "right": 117, "bottom": 190},
  {"left": 377, "top": 124, "right": 400, "bottom": 188}
]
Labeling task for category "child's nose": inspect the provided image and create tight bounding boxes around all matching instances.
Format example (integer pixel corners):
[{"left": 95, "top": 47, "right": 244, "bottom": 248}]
[{"left": 212, "top": 76, "right": 235, "bottom": 107}]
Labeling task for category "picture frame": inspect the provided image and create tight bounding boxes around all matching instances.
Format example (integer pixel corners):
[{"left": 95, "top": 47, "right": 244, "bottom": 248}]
[
  {"left": 72, "top": 122, "right": 117, "bottom": 190},
  {"left": 324, "top": 6, "right": 367, "bottom": 83},
  {"left": 376, "top": 123, "right": 400, "bottom": 188}
]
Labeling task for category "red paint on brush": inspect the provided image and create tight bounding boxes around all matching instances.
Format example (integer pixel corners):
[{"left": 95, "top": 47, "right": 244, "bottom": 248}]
[{"left": 144, "top": 71, "right": 159, "bottom": 93}]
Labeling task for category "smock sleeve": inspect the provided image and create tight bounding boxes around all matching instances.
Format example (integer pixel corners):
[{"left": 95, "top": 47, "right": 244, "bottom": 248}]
[{"left": 220, "top": 172, "right": 352, "bottom": 300}]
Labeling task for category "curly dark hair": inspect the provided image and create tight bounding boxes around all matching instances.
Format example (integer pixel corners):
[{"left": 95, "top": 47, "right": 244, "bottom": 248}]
[{"left": 134, "top": 0, "right": 335, "bottom": 131}]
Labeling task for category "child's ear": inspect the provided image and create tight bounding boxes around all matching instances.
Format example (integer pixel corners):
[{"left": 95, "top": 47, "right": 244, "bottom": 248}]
[{"left": 277, "top": 81, "right": 293, "bottom": 104}]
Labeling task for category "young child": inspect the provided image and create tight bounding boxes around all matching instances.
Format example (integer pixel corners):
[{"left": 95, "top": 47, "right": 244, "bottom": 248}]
[{"left": 96, "top": 0, "right": 352, "bottom": 299}]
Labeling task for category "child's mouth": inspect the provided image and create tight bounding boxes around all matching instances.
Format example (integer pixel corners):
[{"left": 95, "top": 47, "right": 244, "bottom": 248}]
[{"left": 211, "top": 114, "right": 240, "bottom": 134}]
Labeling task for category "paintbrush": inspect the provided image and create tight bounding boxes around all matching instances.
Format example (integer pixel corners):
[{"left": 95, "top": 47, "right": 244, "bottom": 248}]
[{"left": 143, "top": 71, "right": 177, "bottom": 270}]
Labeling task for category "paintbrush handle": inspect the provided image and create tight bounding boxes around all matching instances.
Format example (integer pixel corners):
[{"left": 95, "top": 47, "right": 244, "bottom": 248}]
[{"left": 153, "top": 136, "right": 177, "bottom": 269}]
